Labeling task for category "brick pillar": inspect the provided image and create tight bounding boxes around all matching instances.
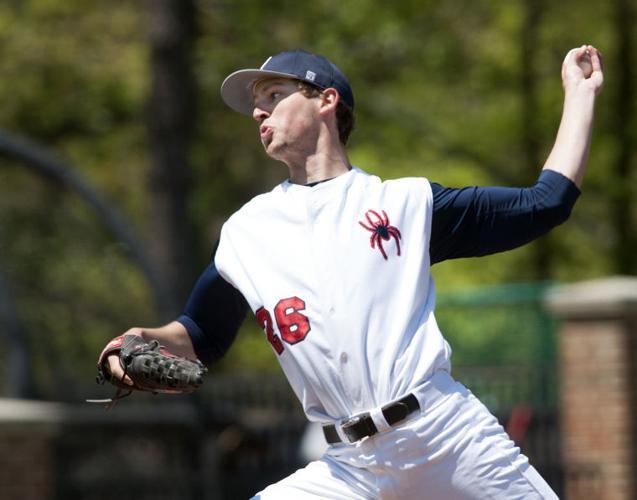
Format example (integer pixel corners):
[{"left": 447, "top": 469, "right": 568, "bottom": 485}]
[
  {"left": 546, "top": 276, "right": 637, "bottom": 500},
  {"left": 0, "top": 430, "right": 55, "bottom": 499}
]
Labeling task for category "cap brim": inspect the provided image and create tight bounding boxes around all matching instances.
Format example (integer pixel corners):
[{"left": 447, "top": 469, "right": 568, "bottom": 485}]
[{"left": 220, "top": 69, "right": 300, "bottom": 115}]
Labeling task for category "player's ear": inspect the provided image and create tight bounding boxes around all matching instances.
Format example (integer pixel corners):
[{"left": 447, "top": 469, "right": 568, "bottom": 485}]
[{"left": 319, "top": 88, "right": 339, "bottom": 116}]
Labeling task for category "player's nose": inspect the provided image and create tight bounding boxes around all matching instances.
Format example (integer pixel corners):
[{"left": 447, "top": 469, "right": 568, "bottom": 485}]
[{"left": 252, "top": 106, "right": 269, "bottom": 123}]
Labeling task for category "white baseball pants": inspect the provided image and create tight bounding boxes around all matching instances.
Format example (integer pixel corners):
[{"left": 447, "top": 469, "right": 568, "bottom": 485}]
[{"left": 253, "top": 376, "right": 559, "bottom": 499}]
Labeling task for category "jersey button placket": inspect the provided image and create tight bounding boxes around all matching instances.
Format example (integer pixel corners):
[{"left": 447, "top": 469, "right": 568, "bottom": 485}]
[
  {"left": 306, "top": 193, "right": 333, "bottom": 325},
  {"left": 307, "top": 190, "right": 356, "bottom": 406}
]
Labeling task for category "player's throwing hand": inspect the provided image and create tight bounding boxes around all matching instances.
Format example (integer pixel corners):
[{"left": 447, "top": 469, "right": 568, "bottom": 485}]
[{"left": 562, "top": 44, "right": 604, "bottom": 95}]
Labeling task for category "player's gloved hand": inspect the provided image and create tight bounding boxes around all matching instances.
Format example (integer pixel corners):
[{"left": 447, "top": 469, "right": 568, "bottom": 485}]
[
  {"left": 104, "top": 328, "right": 143, "bottom": 387},
  {"left": 88, "top": 330, "right": 207, "bottom": 409},
  {"left": 562, "top": 45, "right": 604, "bottom": 95}
]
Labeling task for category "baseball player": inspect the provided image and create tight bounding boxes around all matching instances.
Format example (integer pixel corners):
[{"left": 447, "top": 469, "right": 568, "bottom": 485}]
[{"left": 103, "top": 45, "right": 603, "bottom": 498}]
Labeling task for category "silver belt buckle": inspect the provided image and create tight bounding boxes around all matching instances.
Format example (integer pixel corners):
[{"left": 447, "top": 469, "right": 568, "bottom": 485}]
[{"left": 341, "top": 412, "right": 371, "bottom": 443}]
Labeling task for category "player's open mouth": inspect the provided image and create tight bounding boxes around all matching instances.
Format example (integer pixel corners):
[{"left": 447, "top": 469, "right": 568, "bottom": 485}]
[{"left": 260, "top": 125, "right": 273, "bottom": 146}]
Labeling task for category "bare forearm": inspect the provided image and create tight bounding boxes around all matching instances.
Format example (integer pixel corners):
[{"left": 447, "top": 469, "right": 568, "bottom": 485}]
[
  {"left": 130, "top": 321, "right": 197, "bottom": 360},
  {"left": 542, "top": 89, "right": 597, "bottom": 188},
  {"left": 542, "top": 45, "right": 604, "bottom": 189}
]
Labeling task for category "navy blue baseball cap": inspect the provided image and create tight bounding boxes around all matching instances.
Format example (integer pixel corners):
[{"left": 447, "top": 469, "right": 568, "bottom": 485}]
[{"left": 221, "top": 49, "right": 354, "bottom": 115}]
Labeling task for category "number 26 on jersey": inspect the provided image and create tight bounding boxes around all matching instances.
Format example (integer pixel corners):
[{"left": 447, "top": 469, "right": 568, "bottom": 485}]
[{"left": 256, "top": 296, "right": 311, "bottom": 355}]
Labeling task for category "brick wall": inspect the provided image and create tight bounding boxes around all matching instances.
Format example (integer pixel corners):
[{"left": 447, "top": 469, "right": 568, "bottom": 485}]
[
  {"left": 0, "top": 429, "right": 54, "bottom": 499},
  {"left": 547, "top": 277, "right": 637, "bottom": 500},
  {"left": 0, "top": 399, "right": 62, "bottom": 500}
]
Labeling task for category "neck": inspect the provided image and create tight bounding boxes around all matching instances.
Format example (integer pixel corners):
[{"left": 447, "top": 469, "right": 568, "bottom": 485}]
[{"left": 286, "top": 133, "right": 351, "bottom": 185}]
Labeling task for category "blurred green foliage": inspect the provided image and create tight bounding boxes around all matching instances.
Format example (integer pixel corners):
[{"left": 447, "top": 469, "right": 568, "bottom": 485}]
[{"left": 0, "top": 0, "right": 634, "bottom": 397}]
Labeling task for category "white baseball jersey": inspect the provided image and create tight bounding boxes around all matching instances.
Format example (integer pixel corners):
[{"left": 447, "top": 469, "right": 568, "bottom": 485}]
[{"left": 215, "top": 167, "right": 452, "bottom": 423}]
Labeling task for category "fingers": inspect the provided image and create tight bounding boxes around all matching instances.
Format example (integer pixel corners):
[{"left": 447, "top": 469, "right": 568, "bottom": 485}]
[
  {"left": 561, "top": 44, "right": 604, "bottom": 95},
  {"left": 581, "top": 45, "right": 602, "bottom": 71},
  {"left": 588, "top": 45, "right": 603, "bottom": 73},
  {"left": 565, "top": 45, "right": 603, "bottom": 73},
  {"left": 583, "top": 45, "right": 604, "bottom": 92},
  {"left": 107, "top": 353, "right": 134, "bottom": 386},
  {"left": 563, "top": 45, "right": 586, "bottom": 67},
  {"left": 562, "top": 46, "right": 586, "bottom": 83}
]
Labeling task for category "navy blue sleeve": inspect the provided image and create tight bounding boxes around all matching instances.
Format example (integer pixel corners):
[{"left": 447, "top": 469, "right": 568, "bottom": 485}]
[
  {"left": 176, "top": 248, "right": 249, "bottom": 365},
  {"left": 429, "top": 169, "right": 581, "bottom": 264}
]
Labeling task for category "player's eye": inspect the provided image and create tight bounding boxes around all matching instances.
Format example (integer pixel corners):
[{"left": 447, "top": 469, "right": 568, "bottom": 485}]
[{"left": 269, "top": 91, "right": 281, "bottom": 101}]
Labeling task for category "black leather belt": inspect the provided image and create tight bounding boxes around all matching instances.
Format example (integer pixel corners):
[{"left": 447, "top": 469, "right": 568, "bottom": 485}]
[{"left": 322, "top": 393, "right": 420, "bottom": 444}]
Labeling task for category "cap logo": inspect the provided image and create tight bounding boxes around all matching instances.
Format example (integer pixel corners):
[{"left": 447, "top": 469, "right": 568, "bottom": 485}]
[{"left": 305, "top": 70, "right": 316, "bottom": 82}]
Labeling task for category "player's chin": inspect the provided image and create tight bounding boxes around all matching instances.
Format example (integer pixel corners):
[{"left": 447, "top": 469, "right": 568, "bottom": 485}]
[
  {"left": 261, "top": 137, "right": 274, "bottom": 153},
  {"left": 263, "top": 140, "right": 282, "bottom": 159}
]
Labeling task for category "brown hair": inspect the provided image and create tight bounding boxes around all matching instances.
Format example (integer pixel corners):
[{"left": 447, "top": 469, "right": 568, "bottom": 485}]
[{"left": 297, "top": 81, "right": 355, "bottom": 145}]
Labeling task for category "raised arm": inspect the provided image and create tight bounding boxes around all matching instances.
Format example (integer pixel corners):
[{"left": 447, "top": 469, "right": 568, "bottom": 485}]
[
  {"left": 430, "top": 45, "right": 603, "bottom": 264},
  {"left": 542, "top": 45, "right": 604, "bottom": 188},
  {"left": 429, "top": 170, "right": 580, "bottom": 264}
]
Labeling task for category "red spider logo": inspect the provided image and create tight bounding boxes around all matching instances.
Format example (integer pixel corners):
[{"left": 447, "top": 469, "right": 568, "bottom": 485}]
[{"left": 358, "top": 209, "right": 402, "bottom": 260}]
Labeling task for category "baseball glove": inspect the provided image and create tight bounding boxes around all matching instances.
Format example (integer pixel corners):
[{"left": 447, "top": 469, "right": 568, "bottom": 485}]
[{"left": 87, "top": 334, "right": 207, "bottom": 409}]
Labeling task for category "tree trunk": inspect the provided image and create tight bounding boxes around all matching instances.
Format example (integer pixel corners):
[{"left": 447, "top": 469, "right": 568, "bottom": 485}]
[
  {"left": 612, "top": 0, "right": 635, "bottom": 274},
  {"left": 521, "top": 0, "right": 551, "bottom": 279},
  {"left": 145, "top": 0, "right": 198, "bottom": 316}
]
